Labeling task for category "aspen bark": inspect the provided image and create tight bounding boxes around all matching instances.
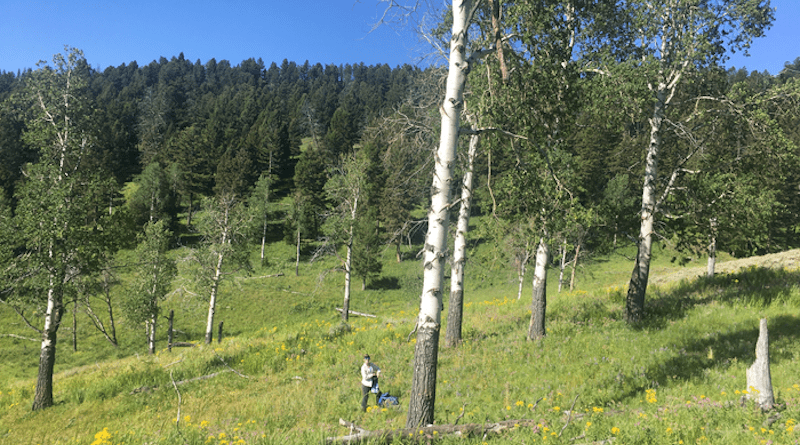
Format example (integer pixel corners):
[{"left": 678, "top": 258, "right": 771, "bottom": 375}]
[
  {"left": 148, "top": 313, "right": 157, "bottom": 354},
  {"left": 445, "top": 131, "right": 478, "bottom": 348},
  {"left": 72, "top": 295, "right": 78, "bottom": 352},
  {"left": 342, "top": 239, "right": 353, "bottom": 322},
  {"left": 707, "top": 217, "right": 717, "bottom": 277},
  {"left": 295, "top": 227, "right": 301, "bottom": 277},
  {"left": 528, "top": 238, "right": 548, "bottom": 341},
  {"left": 205, "top": 249, "right": 224, "bottom": 344},
  {"left": 33, "top": 280, "right": 64, "bottom": 410},
  {"left": 407, "top": 0, "right": 472, "bottom": 428},
  {"left": 342, "top": 210, "right": 356, "bottom": 322},
  {"left": 570, "top": 243, "right": 580, "bottom": 291},
  {"left": 626, "top": 87, "right": 666, "bottom": 323},
  {"left": 205, "top": 205, "right": 230, "bottom": 344},
  {"left": 558, "top": 239, "right": 567, "bottom": 293},
  {"left": 516, "top": 246, "right": 530, "bottom": 300}
]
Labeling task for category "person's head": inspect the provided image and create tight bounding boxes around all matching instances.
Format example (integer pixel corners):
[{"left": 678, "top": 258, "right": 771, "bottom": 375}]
[{"left": 364, "top": 354, "right": 370, "bottom": 364}]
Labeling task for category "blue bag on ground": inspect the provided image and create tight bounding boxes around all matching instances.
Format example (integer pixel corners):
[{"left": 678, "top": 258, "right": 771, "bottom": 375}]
[{"left": 378, "top": 392, "right": 399, "bottom": 406}]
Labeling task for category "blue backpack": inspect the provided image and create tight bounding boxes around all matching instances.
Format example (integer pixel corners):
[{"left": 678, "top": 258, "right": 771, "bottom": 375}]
[{"left": 378, "top": 392, "right": 399, "bottom": 406}]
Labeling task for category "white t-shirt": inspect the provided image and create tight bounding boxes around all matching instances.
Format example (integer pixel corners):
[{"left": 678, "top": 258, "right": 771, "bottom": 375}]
[{"left": 360, "top": 362, "right": 381, "bottom": 387}]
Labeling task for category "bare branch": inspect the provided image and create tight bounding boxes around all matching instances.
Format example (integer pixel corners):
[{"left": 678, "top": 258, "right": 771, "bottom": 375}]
[
  {"left": 0, "top": 333, "right": 39, "bottom": 342},
  {"left": 1, "top": 301, "right": 43, "bottom": 335},
  {"left": 368, "top": 0, "right": 423, "bottom": 33},
  {"left": 170, "top": 370, "right": 182, "bottom": 427},
  {"left": 559, "top": 394, "right": 580, "bottom": 437}
]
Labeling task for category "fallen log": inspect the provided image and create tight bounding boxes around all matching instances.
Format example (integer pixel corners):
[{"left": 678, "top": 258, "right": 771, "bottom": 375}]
[
  {"left": 335, "top": 308, "right": 377, "bottom": 318},
  {"left": 0, "top": 333, "right": 38, "bottom": 342},
  {"left": 130, "top": 370, "right": 232, "bottom": 394},
  {"left": 326, "top": 417, "right": 542, "bottom": 444},
  {"left": 245, "top": 273, "right": 285, "bottom": 280}
]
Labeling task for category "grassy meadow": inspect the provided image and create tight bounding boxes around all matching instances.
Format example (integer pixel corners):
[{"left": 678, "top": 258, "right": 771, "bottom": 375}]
[{"left": 1, "top": 227, "right": 799, "bottom": 444}]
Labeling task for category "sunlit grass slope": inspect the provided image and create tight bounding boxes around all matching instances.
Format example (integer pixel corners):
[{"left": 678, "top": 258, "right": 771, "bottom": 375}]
[{"left": 1, "top": 235, "right": 799, "bottom": 444}]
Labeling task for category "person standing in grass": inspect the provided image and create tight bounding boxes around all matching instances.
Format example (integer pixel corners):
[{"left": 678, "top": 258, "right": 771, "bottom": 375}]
[{"left": 360, "top": 354, "right": 382, "bottom": 411}]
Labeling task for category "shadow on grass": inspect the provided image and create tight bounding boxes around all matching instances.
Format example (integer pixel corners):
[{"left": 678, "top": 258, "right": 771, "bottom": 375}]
[
  {"left": 605, "top": 314, "right": 800, "bottom": 406},
  {"left": 593, "top": 266, "right": 800, "bottom": 405},
  {"left": 370, "top": 276, "right": 400, "bottom": 290},
  {"left": 639, "top": 266, "right": 800, "bottom": 331}
]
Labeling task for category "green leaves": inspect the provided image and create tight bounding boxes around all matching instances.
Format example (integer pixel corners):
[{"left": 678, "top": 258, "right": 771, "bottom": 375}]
[{"left": 123, "top": 220, "right": 176, "bottom": 325}]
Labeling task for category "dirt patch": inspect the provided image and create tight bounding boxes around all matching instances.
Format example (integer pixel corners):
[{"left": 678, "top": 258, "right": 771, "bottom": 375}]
[{"left": 650, "top": 249, "right": 800, "bottom": 288}]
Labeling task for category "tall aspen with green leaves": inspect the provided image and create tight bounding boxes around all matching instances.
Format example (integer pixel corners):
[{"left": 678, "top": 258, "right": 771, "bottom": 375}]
[
  {"left": 9, "top": 47, "right": 117, "bottom": 410},
  {"left": 407, "top": 0, "right": 476, "bottom": 428},
  {"left": 582, "top": 0, "right": 774, "bottom": 323}
]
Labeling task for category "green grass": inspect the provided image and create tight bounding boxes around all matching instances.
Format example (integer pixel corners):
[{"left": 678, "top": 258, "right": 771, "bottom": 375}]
[{"left": 1, "top": 235, "right": 799, "bottom": 444}]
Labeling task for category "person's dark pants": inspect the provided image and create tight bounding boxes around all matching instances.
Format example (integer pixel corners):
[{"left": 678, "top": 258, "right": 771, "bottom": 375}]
[{"left": 361, "top": 384, "right": 380, "bottom": 411}]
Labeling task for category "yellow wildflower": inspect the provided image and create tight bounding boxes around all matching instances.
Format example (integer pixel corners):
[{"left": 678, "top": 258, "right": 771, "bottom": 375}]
[
  {"left": 611, "top": 427, "right": 620, "bottom": 435},
  {"left": 90, "top": 428, "right": 112, "bottom": 445},
  {"left": 645, "top": 389, "right": 657, "bottom": 404}
]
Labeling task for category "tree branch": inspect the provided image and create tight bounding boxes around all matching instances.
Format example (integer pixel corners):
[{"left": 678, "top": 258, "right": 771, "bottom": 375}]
[
  {"left": 1, "top": 301, "right": 43, "bottom": 335},
  {"left": 326, "top": 417, "right": 548, "bottom": 444},
  {"left": 559, "top": 394, "right": 580, "bottom": 437},
  {"left": 0, "top": 333, "right": 39, "bottom": 342}
]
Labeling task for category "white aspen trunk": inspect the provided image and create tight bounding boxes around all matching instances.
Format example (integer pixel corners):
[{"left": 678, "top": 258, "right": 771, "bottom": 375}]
[
  {"left": 528, "top": 238, "right": 549, "bottom": 341},
  {"left": 570, "top": 243, "right": 580, "bottom": 291},
  {"left": 205, "top": 207, "right": 229, "bottom": 344},
  {"left": 342, "top": 196, "right": 358, "bottom": 323},
  {"left": 260, "top": 217, "right": 268, "bottom": 262},
  {"left": 72, "top": 295, "right": 78, "bottom": 352},
  {"left": 342, "top": 238, "right": 353, "bottom": 322},
  {"left": 148, "top": 261, "right": 159, "bottom": 354},
  {"left": 33, "top": 268, "right": 63, "bottom": 410},
  {"left": 205, "top": 249, "right": 225, "bottom": 344},
  {"left": 445, "top": 130, "right": 478, "bottom": 348},
  {"left": 516, "top": 247, "right": 530, "bottom": 300},
  {"left": 105, "top": 279, "right": 117, "bottom": 346},
  {"left": 707, "top": 217, "right": 717, "bottom": 278},
  {"left": 295, "top": 227, "right": 301, "bottom": 277},
  {"left": 626, "top": 87, "right": 666, "bottom": 323},
  {"left": 261, "top": 160, "right": 273, "bottom": 262},
  {"left": 148, "top": 313, "right": 157, "bottom": 354},
  {"left": 558, "top": 239, "right": 567, "bottom": 293},
  {"left": 149, "top": 190, "right": 156, "bottom": 223},
  {"left": 187, "top": 192, "right": 193, "bottom": 227},
  {"left": 407, "top": 0, "right": 472, "bottom": 429}
]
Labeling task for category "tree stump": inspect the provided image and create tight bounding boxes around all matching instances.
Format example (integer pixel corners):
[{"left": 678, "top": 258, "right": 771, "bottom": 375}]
[{"left": 745, "top": 318, "right": 774, "bottom": 410}]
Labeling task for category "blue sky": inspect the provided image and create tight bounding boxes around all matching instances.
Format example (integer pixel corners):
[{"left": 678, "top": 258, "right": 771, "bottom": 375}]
[
  {"left": 1, "top": 0, "right": 428, "bottom": 72},
  {"left": 0, "top": 0, "right": 796, "bottom": 75}
]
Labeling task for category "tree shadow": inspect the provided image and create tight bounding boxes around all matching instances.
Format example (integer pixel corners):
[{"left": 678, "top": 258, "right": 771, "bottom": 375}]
[
  {"left": 604, "top": 314, "right": 800, "bottom": 405},
  {"left": 369, "top": 276, "right": 400, "bottom": 290},
  {"left": 592, "top": 266, "right": 800, "bottom": 405},
  {"left": 638, "top": 266, "right": 800, "bottom": 330}
]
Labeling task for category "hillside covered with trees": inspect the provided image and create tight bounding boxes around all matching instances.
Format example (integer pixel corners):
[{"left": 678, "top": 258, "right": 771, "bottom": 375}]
[{"left": 1, "top": 0, "right": 800, "bottom": 441}]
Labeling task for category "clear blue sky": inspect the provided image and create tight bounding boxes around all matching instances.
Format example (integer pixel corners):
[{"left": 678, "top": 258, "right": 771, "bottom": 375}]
[
  {"left": 0, "top": 0, "right": 427, "bottom": 72},
  {"left": 0, "top": 0, "right": 797, "bottom": 75}
]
